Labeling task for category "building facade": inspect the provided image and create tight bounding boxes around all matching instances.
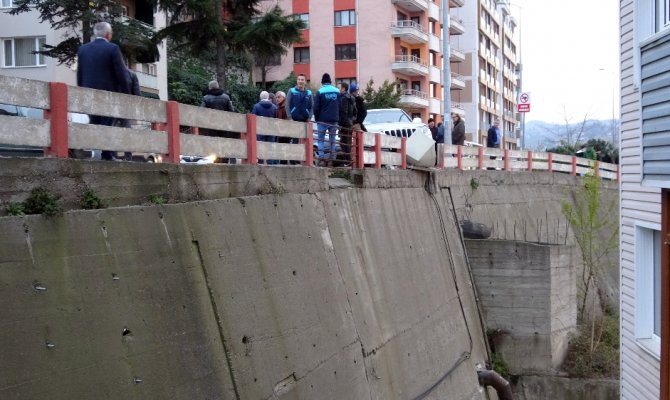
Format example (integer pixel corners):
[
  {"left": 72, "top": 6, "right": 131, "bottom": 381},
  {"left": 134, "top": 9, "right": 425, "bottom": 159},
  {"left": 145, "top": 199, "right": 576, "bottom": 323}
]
[
  {"left": 258, "top": 0, "right": 520, "bottom": 147},
  {"left": 619, "top": 0, "right": 670, "bottom": 399},
  {"left": 0, "top": 0, "right": 168, "bottom": 100}
]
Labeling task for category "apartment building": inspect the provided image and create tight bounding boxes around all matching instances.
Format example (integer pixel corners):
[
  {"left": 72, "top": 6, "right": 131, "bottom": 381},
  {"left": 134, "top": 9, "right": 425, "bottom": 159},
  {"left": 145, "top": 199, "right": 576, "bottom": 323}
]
[
  {"left": 0, "top": 0, "right": 168, "bottom": 100},
  {"left": 259, "top": 0, "right": 519, "bottom": 147},
  {"left": 619, "top": 1, "right": 670, "bottom": 399},
  {"left": 453, "top": 0, "right": 519, "bottom": 147},
  {"left": 258, "top": 0, "right": 466, "bottom": 124}
]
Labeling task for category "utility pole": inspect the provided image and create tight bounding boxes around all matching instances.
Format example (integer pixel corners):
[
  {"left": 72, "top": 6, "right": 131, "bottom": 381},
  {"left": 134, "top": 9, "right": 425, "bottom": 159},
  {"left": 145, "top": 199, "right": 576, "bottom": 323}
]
[{"left": 441, "top": 0, "right": 452, "bottom": 144}]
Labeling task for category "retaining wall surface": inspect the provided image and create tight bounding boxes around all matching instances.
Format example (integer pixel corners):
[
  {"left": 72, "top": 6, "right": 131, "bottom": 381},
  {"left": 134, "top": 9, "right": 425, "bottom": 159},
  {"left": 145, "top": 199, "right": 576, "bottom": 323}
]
[
  {"left": 466, "top": 240, "right": 577, "bottom": 374},
  {"left": 0, "top": 188, "right": 491, "bottom": 400},
  {"left": 512, "top": 375, "right": 620, "bottom": 400}
]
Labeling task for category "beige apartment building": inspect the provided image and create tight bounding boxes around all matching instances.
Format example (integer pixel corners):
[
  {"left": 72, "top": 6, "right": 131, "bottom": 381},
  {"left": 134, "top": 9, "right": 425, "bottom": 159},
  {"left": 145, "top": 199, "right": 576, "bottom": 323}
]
[
  {"left": 258, "top": 0, "right": 520, "bottom": 147},
  {"left": 0, "top": 0, "right": 168, "bottom": 100}
]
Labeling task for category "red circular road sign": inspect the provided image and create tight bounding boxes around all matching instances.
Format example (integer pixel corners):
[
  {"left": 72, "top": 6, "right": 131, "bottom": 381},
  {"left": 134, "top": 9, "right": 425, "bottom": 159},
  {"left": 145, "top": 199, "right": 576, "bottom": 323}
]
[{"left": 519, "top": 93, "right": 529, "bottom": 103}]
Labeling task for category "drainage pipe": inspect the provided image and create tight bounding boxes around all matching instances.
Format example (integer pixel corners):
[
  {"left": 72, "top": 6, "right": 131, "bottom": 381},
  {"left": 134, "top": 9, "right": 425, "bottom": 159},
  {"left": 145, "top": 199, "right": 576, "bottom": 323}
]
[{"left": 477, "top": 370, "right": 513, "bottom": 400}]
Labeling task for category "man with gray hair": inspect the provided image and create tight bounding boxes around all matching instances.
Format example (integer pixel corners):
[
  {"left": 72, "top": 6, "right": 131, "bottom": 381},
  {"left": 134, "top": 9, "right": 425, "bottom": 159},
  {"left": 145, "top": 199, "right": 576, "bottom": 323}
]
[
  {"left": 77, "top": 21, "right": 131, "bottom": 160},
  {"left": 201, "top": 80, "right": 234, "bottom": 112}
]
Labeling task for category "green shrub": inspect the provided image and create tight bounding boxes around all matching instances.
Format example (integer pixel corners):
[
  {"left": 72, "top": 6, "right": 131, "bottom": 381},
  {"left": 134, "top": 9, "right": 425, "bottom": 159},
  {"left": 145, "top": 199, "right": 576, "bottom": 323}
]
[
  {"left": 148, "top": 193, "right": 166, "bottom": 205},
  {"left": 6, "top": 202, "right": 25, "bottom": 216},
  {"left": 81, "top": 189, "right": 106, "bottom": 210},
  {"left": 562, "top": 312, "right": 620, "bottom": 378},
  {"left": 23, "top": 187, "right": 62, "bottom": 217}
]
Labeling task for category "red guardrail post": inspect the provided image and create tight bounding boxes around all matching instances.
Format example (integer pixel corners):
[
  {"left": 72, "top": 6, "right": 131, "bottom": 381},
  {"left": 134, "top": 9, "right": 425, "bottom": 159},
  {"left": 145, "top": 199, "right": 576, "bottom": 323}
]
[
  {"left": 46, "top": 82, "right": 68, "bottom": 158},
  {"left": 438, "top": 144, "right": 445, "bottom": 169},
  {"left": 571, "top": 156, "right": 577, "bottom": 176},
  {"left": 595, "top": 160, "right": 600, "bottom": 177},
  {"left": 193, "top": 127, "right": 200, "bottom": 135},
  {"left": 245, "top": 114, "right": 258, "bottom": 165},
  {"left": 548, "top": 153, "right": 553, "bottom": 173},
  {"left": 527, "top": 150, "right": 533, "bottom": 171},
  {"left": 504, "top": 149, "right": 510, "bottom": 171},
  {"left": 303, "top": 122, "right": 313, "bottom": 167},
  {"left": 457, "top": 145, "right": 463, "bottom": 170},
  {"left": 356, "top": 131, "right": 365, "bottom": 169},
  {"left": 165, "top": 101, "right": 180, "bottom": 163},
  {"left": 400, "top": 137, "right": 407, "bottom": 170},
  {"left": 478, "top": 146, "right": 484, "bottom": 170},
  {"left": 375, "top": 133, "right": 382, "bottom": 169}
]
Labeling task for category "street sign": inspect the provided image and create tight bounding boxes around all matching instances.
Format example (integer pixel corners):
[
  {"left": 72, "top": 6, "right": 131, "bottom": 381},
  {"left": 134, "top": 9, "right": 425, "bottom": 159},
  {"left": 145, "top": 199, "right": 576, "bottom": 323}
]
[{"left": 517, "top": 92, "right": 531, "bottom": 113}]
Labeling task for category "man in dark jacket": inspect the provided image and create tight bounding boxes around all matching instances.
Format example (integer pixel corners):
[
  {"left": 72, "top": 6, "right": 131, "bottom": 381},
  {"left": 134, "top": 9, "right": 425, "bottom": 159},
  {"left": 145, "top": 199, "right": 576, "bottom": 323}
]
[
  {"left": 77, "top": 21, "right": 131, "bottom": 160},
  {"left": 350, "top": 83, "right": 367, "bottom": 132},
  {"left": 201, "top": 80, "right": 235, "bottom": 112},
  {"left": 486, "top": 118, "right": 500, "bottom": 169},
  {"left": 252, "top": 91, "right": 278, "bottom": 165},
  {"left": 313, "top": 73, "right": 340, "bottom": 164},
  {"left": 338, "top": 82, "right": 357, "bottom": 165},
  {"left": 451, "top": 113, "right": 465, "bottom": 145}
]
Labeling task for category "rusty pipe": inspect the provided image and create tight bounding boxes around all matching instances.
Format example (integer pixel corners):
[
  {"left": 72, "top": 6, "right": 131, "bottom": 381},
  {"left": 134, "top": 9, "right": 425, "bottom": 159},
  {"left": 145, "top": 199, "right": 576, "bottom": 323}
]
[{"left": 477, "top": 370, "right": 513, "bottom": 400}]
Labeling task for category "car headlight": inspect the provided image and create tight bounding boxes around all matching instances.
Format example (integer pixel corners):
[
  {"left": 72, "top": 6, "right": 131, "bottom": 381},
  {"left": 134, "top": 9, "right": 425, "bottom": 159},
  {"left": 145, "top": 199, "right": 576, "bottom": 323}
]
[{"left": 205, "top": 154, "right": 217, "bottom": 163}]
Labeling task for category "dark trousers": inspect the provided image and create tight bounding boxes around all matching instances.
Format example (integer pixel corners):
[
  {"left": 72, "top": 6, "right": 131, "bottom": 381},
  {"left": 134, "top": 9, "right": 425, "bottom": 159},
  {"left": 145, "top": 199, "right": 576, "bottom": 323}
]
[{"left": 339, "top": 125, "right": 353, "bottom": 164}]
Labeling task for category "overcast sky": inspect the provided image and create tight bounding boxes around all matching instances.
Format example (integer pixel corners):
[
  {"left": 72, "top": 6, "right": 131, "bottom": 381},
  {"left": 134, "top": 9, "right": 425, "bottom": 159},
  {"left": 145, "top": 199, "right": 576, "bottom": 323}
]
[{"left": 510, "top": 0, "right": 620, "bottom": 123}]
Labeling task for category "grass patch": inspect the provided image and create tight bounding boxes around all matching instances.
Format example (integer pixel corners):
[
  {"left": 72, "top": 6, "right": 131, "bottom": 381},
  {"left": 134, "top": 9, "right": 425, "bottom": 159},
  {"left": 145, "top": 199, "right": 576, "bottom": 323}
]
[
  {"left": 329, "top": 170, "right": 352, "bottom": 181},
  {"left": 22, "top": 187, "right": 62, "bottom": 217},
  {"left": 259, "top": 182, "right": 286, "bottom": 195},
  {"left": 148, "top": 193, "right": 166, "bottom": 205},
  {"left": 6, "top": 202, "right": 25, "bottom": 216},
  {"left": 486, "top": 328, "right": 511, "bottom": 379}
]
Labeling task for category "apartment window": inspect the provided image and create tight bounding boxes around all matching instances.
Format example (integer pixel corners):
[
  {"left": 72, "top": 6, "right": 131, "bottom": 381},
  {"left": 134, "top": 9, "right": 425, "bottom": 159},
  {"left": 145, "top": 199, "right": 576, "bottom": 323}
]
[
  {"left": 429, "top": 18, "right": 437, "bottom": 34},
  {"left": 658, "top": 0, "right": 670, "bottom": 30},
  {"left": 3, "top": 37, "right": 46, "bottom": 67},
  {"left": 294, "top": 47, "right": 310, "bottom": 64},
  {"left": 297, "top": 13, "right": 309, "bottom": 29},
  {"left": 429, "top": 82, "right": 438, "bottom": 98},
  {"left": 335, "top": 44, "right": 356, "bottom": 60},
  {"left": 337, "top": 77, "right": 357, "bottom": 86},
  {"left": 635, "top": 223, "right": 662, "bottom": 358},
  {"left": 429, "top": 51, "right": 437, "bottom": 66},
  {"left": 411, "top": 81, "right": 421, "bottom": 92},
  {"left": 334, "top": 10, "right": 355, "bottom": 27},
  {"left": 1, "top": 0, "right": 13, "bottom": 8}
]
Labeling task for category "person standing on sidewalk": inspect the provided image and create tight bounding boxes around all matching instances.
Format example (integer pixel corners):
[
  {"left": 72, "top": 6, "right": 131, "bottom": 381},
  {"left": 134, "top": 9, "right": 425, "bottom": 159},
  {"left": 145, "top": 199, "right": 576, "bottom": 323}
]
[
  {"left": 313, "top": 73, "right": 340, "bottom": 166},
  {"left": 338, "top": 82, "right": 357, "bottom": 166},
  {"left": 252, "top": 91, "right": 278, "bottom": 165},
  {"left": 486, "top": 118, "right": 501, "bottom": 169}
]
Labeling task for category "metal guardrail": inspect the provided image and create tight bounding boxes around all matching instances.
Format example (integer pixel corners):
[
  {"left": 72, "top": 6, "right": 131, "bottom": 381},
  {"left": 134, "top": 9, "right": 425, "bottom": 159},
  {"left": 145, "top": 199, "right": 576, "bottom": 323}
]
[
  {"left": 391, "top": 20, "right": 426, "bottom": 33},
  {"left": 394, "top": 54, "right": 428, "bottom": 66},
  {"left": 401, "top": 89, "right": 428, "bottom": 99}
]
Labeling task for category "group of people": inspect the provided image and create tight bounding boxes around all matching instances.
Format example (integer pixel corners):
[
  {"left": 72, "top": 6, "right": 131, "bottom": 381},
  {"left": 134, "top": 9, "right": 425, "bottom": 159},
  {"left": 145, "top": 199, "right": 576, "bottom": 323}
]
[{"left": 427, "top": 113, "right": 466, "bottom": 147}]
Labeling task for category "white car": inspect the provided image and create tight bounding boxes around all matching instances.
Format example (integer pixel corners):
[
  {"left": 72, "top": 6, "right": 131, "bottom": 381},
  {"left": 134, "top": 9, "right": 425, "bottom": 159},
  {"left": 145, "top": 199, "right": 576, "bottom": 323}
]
[{"left": 363, "top": 108, "right": 431, "bottom": 138}]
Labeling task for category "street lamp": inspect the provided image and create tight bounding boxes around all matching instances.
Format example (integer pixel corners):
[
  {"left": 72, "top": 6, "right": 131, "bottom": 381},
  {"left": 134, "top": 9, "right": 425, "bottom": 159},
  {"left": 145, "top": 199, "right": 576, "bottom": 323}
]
[{"left": 441, "top": 0, "right": 452, "bottom": 144}]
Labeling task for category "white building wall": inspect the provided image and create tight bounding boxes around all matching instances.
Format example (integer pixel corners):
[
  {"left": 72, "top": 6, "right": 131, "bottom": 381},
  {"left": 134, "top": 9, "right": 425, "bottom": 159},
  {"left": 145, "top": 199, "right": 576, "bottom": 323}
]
[
  {"left": 619, "top": 0, "right": 662, "bottom": 398},
  {"left": 357, "top": 0, "right": 396, "bottom": 86},
  {"left": 457, "top": 0, "right": 481, "bottom": 143}
]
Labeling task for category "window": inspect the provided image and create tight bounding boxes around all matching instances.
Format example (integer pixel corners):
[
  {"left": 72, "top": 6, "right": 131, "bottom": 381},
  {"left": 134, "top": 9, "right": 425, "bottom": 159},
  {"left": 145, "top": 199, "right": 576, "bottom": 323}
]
[
  {"left": 635, "top": 223, "right": 662, "bottom": 358},
  {"left": 335, "top": 44, "right": 356, "bottom": 60},
  {"left": 334, "top": 10, "right": 355, "bottom": 26},
  {"left": 1, "top": 0, "right": 13, "bottom": 8},
  {"left": 296, "top": 13, "right": 309, "bottom": 29},
  {"left": 658, "top": 0, "right": 670, "bottom": 31},
  {"left": 3, "top": 37, "right": 46, "bottom": 68},
  {"left": 255, "top": 53, "right": 281, "bottom": 67},
  {"left": 294, "top": 47, "right": 310, "bottom": 64},
  {"left": 337, "top": 78, "right": 357, "bottom": 86}
]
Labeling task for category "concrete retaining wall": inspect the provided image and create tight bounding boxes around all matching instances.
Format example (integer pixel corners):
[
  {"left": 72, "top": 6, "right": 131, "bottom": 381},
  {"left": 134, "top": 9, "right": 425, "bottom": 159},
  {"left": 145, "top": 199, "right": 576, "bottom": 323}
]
[
  {"left": 512, "top": 375, "right": 619, "bottom": 400},
  {"left": 465, "top": 240, "right": 577, "bottom": 374},
  {"left": 0, "top": 188, "right": 491, "bottom": 400}
]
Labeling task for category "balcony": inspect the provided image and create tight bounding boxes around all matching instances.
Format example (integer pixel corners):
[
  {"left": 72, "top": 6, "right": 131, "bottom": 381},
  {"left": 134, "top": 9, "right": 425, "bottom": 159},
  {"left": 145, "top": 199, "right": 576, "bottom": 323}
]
[
  {"left": 429, "top": 34, "right": 441, "bottom": 52},
  {"left": 450, "top": 48, "right": 465, "bottom": 63},
  {"left": 429, "top": 65, "right": 441, "bottom": 82},
  {"left": 450, "top": 0, "right": 465, "bottom": 7},
  {"left": 391, "top": 55, "right": 429, "bottom": 76},
  {"left": 449, "top": 17, "right": 465, "bottom": 35},
  {"left": 391, "top": 20, "right": 428, "bottom": 44},
  {"left": 136, "top": 69, "right": 158, "bottom": 90},
  {"left": 451, "top": 102, "right": 465, "bottom": 115},
  {"left": 399, "top": 89, "right": 429, "bottom": 108},
  {"left": 391, "top": 0, "right": 428, "bottom": 12},
  {"left": 428, "top": 1, "right": 440, "bottom": 20},
  {"left": 450, "top": 73, "right": 466, "bottom": 90},
  {"left": 430, "top": 98, "right": 441, "bottom": 115}
]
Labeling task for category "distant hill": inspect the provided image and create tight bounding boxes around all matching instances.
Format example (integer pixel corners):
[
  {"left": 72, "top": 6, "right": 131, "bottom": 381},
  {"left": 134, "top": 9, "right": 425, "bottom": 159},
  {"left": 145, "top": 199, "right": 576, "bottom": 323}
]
[{"left": 522, "top": 119, "right": 619, "bottom": 151}]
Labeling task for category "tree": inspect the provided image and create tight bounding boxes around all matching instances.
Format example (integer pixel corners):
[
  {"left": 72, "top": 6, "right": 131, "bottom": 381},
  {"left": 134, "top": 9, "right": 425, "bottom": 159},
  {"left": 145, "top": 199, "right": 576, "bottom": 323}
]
[
  {"left": 362, "top": 79, "right": 402, "bottom": 109},
  {"left": 269, "top": 72, "right": 297, "bottom": 95},
  {"left": 155, "top": 1, "right": 304, "bottom": 89},
  {"left": 541, "top": 106, "right": 589, "bottom": 148},
  {"left": 9, "top": 0, "right": 157, "bottom": 65}
]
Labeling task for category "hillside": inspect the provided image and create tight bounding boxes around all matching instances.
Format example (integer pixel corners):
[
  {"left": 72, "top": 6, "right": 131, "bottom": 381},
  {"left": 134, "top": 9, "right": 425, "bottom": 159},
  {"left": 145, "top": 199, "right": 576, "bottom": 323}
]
[{"left": 523, "top": 119, "right": 619, "bottom": 151}]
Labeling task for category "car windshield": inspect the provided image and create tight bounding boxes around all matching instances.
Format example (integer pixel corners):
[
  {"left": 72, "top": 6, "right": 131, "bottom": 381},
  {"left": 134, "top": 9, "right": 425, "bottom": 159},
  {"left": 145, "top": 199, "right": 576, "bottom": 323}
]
[{"left": 364, "top": 109, "right": 412, "bottom": 125}]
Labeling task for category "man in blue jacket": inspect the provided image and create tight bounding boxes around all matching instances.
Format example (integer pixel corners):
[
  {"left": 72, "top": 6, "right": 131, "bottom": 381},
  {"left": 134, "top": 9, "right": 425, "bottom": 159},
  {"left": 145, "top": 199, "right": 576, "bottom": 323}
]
[
  {"left": 285, "top": 73, "right": 313, "bottom": 122},
  {"left": 252, "top": 91, "right": 279, "bottom": 165},
  {"left": 313, "top": 73, "right": 340, "bottom": 165},
  {"left": 77, "top": 21, "right": 131, "bottom": 160}
]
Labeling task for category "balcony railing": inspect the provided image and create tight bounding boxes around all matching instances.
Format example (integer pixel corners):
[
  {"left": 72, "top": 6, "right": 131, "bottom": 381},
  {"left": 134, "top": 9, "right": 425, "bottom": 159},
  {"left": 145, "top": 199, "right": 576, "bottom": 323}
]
[
  {"left": 450, "top": 48, "right": 465, "bottom": 62},
  {"left": 391, "top": 0, "right": 429, "bottom": 12},
  {"left": 399, "top": 89, "right": 429, "bottom": 108},
  {"left": 449, "top": 17, "right": 465, "bottom": 35},
  {"left": 450, "top": 73, "right": 466, "bottom": 90},
  {"left": 391, "top": 55, "right": 429, "bottom": 76},
  {"left": 390, "top": 20, "right": 429, "bottom": 44}
]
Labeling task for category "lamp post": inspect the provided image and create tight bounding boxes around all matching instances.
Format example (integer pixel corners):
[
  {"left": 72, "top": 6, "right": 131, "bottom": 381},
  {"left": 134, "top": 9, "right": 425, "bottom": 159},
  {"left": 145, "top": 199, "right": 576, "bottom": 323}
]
[{"left": 441, "top": 0, "right": 452, "bottom": 144}]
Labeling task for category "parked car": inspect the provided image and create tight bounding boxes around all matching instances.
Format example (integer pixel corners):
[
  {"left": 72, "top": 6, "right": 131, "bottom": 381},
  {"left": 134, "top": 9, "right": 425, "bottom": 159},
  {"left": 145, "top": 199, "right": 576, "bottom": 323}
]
[{"left": 363, "top": 108, "right": 431, "bottom": 138}]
